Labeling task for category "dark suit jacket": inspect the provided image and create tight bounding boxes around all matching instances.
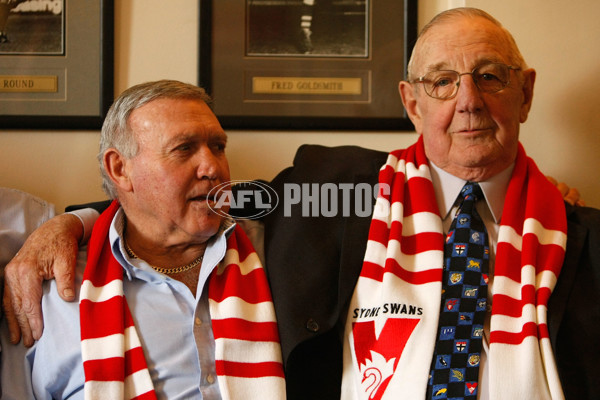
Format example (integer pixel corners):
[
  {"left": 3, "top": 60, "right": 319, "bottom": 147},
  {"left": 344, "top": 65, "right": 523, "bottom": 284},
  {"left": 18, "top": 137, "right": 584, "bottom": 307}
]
[{"left": 264, "top": 144, "right": 600, "bottom": 400}]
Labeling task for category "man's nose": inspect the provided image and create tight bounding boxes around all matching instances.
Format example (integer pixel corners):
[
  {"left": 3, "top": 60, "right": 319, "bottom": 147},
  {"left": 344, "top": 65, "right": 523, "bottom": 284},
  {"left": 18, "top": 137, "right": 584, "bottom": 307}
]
[
  {"left": 195, "top": 146, "right": 219, "bottom": 180},
  {"left": 455, "top": 73, "right": 484, "bottom": 113}
]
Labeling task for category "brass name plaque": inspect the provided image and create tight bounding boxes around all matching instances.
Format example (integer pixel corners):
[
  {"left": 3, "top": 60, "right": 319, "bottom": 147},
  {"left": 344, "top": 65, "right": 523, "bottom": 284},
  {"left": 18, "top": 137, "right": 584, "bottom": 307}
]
[
  {"left": 253, "top": 77, "right": 362, "bottom": 95},
  {"left": 0, "top": 75, "right": 58, "bottom": 93}
]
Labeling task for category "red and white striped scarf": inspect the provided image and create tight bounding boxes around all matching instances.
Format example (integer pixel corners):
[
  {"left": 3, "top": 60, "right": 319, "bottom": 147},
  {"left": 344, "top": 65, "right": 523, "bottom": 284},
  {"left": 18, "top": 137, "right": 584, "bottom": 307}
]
[
  {"left": 342, "top": 137, "right": 567, "bottom": 400},
  {"left": 80, "top": 200, "right": 286, "bottom": 399}
]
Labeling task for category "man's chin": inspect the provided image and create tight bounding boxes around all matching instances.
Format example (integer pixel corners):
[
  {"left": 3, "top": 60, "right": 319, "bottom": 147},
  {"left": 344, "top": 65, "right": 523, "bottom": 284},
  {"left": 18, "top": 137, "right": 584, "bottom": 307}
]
[{"left": 188, "top": 216, "right": 224, "bottom": 241}]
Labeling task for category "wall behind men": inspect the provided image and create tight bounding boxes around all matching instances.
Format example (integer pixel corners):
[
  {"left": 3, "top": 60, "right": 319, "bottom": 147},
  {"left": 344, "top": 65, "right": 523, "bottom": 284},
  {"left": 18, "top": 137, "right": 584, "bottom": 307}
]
[{"left": 1, "top": 0, "right": 598, "bottom": 211}]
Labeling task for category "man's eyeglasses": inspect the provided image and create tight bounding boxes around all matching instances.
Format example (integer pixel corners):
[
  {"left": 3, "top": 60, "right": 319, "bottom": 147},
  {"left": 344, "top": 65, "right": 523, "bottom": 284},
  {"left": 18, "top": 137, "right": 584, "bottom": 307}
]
[{"left": 410, "top": 63, "right": 521, "bottom": 100}]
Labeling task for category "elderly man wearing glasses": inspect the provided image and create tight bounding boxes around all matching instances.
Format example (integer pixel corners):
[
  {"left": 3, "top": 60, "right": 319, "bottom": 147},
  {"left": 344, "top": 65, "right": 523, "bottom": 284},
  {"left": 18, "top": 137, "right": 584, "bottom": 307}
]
[
  {"left": 267, "top": 8, "right": 599, "bottom": 399},
  {"left": 3, "top": 7, "right": 599, "bottom": 400}
]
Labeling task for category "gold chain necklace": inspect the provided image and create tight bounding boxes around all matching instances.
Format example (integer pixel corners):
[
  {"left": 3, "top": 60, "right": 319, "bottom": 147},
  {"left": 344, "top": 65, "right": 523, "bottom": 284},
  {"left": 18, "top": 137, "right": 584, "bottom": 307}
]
[{"left": 124, "top": 242, "right": 203, "bottom": 275}]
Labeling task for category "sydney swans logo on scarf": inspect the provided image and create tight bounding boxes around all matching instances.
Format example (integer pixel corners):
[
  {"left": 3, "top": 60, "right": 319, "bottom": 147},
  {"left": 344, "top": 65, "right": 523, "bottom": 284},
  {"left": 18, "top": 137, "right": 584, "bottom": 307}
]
[{"left": 350, "top": 309, "right": 422, "bottom": 399}]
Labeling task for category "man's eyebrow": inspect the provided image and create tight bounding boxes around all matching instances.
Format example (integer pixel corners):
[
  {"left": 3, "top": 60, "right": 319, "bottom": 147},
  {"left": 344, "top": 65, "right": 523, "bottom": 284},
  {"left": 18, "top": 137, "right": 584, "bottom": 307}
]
[
  {"left": 164, "top": 129, "right": 227, "bottom": 145},
  {"left": 424, "top": 62, "right": 450, "bottom": 73},
  {"left": 164, "top": 132, "right": 198, "bottom": 146},
  {"left": 210, "top": 130, "right": 228, "bottom": 143},
  {"left": 423, "top": 58, "right": 504, "bottom": 73}
]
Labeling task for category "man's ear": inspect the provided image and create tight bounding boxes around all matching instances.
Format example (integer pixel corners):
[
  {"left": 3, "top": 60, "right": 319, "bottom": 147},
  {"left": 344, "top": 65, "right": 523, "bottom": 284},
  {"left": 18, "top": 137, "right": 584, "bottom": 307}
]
[
  {"left": 399, "top": 80, "right": 422, "bottom": 132},
  {"left": 103, "top": 149, "right": 133, "bottom": 192},
  {"left": 519, "top": 68, "right": 536, "bottom": 123}
]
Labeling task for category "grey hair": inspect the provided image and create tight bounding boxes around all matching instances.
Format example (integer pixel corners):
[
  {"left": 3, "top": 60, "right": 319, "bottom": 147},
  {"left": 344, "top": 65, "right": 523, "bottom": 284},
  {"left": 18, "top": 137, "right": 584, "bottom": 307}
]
[
  {"left": 406, "top": 7, "right": 527, "bottom": 81},
  {"left": 98, "top": 80, "right": 213, "bottom": 199}
]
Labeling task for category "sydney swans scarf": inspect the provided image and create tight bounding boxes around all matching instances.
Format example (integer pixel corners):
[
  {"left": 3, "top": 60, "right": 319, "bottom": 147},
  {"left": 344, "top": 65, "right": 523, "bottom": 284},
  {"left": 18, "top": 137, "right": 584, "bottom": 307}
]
[
  {"left": 342, "top": 137, "right": 567, "bottom": 400},
  {"left": 79, "top": 201, "right": 286, "bottom": 399}
]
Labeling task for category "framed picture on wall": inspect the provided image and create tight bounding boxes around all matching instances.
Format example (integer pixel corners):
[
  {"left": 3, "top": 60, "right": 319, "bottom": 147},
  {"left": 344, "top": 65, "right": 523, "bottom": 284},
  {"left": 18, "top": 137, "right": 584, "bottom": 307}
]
[
  {"left": 0, "top": 0, "right": 114, "bottom": 129},
  {"left": 199, "top": 0, "right": 417, "bottom": 130}
]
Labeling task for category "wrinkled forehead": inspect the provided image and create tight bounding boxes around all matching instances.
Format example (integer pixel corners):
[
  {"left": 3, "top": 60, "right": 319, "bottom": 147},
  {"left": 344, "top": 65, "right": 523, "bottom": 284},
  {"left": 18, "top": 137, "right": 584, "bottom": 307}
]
[{"left": 411, "top": 16, "right": 516, "bottom": 74}]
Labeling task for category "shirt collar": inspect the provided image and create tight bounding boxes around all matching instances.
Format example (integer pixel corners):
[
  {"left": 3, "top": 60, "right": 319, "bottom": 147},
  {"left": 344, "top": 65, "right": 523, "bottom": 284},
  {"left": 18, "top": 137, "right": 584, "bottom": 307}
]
[{"left": 429, "top": 161, "right": 514, "bottom": 224}]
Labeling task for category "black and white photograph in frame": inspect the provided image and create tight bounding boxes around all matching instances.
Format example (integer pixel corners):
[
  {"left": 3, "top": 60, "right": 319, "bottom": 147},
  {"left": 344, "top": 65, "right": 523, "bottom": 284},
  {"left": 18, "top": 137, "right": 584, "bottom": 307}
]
[
  {"left": 0, "top": 0, "right": 64, "bottom": 55},
  {"left": 246, "top": 0, "right": 368, "bottom": 57}
]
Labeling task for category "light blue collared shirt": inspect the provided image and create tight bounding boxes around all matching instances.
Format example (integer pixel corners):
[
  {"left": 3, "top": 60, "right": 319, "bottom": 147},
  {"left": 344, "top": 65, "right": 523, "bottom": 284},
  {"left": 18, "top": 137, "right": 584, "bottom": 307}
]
[{"left": 1, "top": 207, "right": 234, "bottom": 400}]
